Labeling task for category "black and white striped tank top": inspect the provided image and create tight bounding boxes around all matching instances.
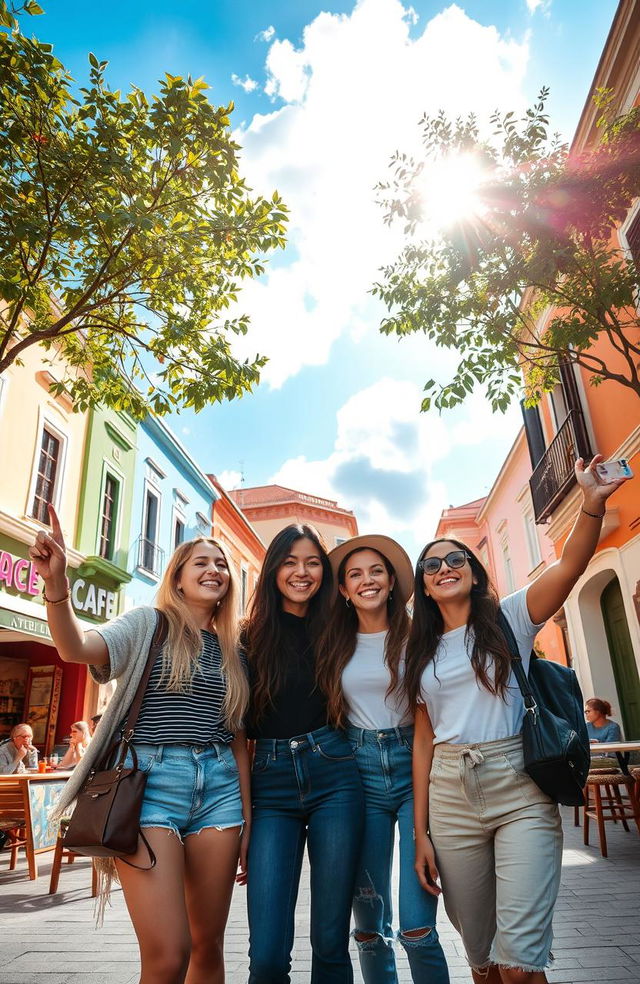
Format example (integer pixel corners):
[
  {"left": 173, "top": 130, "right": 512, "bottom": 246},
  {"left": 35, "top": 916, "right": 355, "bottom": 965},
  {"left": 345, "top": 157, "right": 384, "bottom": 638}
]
[{"left": 131, "top": 630, "right": 236, "bottom": 744}]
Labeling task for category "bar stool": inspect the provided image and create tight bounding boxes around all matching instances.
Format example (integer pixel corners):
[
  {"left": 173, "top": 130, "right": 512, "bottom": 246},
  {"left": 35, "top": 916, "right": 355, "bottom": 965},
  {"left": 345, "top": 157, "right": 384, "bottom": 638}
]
[
  {"left": 573, "top": 765, "right": 621, "bottom": 826},
  {"left": 583, "top": 772, "right": 640, "bottom": 858},
  {"left": 48, "top": 820, "right": 98, "bottom": 896}
]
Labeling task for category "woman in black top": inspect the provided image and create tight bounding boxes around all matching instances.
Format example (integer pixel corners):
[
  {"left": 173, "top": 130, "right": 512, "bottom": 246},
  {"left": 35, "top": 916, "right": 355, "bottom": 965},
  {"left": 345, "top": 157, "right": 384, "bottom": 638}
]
[{"left": 244, "top": 524, "right": 365, "bottom": 984}]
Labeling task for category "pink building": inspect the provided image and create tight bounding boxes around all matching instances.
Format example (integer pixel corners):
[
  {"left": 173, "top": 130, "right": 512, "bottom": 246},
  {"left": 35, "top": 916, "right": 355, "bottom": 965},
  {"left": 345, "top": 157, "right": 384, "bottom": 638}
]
[{"left": 435, "top": 430, "right": 569, "bottom": 665}]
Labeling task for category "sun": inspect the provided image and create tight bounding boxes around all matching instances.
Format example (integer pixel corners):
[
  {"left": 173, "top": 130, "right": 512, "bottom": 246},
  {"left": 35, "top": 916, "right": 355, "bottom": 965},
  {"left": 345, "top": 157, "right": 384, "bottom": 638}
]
[{"left": 414, "top": 153, "right": 487, "bottom": 230}]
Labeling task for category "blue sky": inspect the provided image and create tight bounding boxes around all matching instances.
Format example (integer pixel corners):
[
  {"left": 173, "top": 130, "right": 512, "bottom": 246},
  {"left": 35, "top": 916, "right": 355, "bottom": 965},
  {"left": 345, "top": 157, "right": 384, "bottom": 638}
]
[{"left": 37, "top": 0, "right": 617, "bottom": 559}]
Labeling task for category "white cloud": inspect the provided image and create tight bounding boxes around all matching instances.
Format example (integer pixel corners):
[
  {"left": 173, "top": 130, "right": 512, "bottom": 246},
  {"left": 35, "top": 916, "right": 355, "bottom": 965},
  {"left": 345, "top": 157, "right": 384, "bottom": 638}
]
[
  {"left": 231, "top": 73, "right": 259, "bottom": 93},
  {"left": 218, "top": 469, "right": 243, "bottom": 490},
  {"left": 270, "top": 375, "right": 522, "bottom": 558},
  {"left": 256, "top": 25, "right": 276, "bottom": 43},
  {"left": 232, "top": 0, "right": 530, "bottom": 387},
  {"left": 525, "top": 0, "right": 551, "bottom": 13}
]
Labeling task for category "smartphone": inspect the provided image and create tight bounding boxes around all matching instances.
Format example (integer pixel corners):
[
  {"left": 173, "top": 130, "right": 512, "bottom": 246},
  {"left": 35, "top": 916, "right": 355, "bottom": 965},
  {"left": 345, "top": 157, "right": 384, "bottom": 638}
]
[{"left": 595, "top": 458, "right": 634, "bottom": 482}]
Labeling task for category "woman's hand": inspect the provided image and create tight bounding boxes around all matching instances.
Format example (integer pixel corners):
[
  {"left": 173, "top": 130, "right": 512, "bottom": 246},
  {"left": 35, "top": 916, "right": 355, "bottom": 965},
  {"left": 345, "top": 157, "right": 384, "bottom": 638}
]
[
  {"left": 236, "top": 822, "right": 250, "bottom": 886},
  {"left": 28, "top": 504, "right": 68, "bottom": 591},
  {"left": 576, "top": 454, "right": 629, "bottom": 513},
  {"left": 414, "top": 832, "right": 442, "bottom": 897}
]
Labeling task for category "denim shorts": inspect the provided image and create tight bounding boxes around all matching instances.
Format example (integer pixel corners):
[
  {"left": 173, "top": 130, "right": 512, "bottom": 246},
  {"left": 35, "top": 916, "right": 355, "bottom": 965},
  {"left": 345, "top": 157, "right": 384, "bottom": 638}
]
[{"left": 126, "top": 741, "right": 243, "bottom": 840}]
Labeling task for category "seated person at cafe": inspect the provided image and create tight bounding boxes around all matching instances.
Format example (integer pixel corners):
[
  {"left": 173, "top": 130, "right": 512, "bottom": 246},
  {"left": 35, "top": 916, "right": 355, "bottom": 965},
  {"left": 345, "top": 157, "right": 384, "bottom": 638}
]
[
  {"left": 56, "top": 720, "right": 91, "bottom": 769},
  {"left": 585, "top": 697, "right": 623, "bottom": 761},
  {"left": 0, "top": 723, "right": 38, "bottom": 774}
]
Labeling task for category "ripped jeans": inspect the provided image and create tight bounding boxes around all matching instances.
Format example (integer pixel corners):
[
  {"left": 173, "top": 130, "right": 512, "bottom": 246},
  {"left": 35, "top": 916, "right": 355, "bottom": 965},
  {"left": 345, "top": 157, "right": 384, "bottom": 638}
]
[{"left": 347, "top": 726, "right": 450, "bottom": 984}]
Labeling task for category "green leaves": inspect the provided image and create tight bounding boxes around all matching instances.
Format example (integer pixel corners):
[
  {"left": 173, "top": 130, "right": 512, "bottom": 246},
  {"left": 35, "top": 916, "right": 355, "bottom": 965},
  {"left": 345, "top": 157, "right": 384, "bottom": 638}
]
[
  {"left": 374, "top": 90, "right": 640, "bottom": 412},
  {"left": 0, "top": 26, "right": 288, "bottom": 417}
]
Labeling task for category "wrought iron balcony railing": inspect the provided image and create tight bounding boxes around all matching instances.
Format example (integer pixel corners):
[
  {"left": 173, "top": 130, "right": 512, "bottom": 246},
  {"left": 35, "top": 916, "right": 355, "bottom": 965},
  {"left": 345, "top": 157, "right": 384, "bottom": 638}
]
[
  {"left": 137, "top": 535, "right": 165, "bottom": 577},
  {"left": 529, "top": 409, "right": 592, "bottom": 523}
]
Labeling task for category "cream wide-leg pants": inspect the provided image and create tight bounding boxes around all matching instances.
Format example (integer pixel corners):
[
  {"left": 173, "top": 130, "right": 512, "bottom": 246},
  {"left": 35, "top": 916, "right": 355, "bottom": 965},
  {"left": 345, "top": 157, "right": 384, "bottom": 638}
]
[{"left": 429, "top": 733, "right": 562, "bottom": 973}]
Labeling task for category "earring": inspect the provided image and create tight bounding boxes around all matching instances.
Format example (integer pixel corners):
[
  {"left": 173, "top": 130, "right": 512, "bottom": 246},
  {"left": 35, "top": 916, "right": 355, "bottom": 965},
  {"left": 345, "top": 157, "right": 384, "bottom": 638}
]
[
  {"left": 345, "top": 598, "right": 351, "bottom": 608},
  {"left": 388, "top": 591, "right": 393, "bottom": 602}
]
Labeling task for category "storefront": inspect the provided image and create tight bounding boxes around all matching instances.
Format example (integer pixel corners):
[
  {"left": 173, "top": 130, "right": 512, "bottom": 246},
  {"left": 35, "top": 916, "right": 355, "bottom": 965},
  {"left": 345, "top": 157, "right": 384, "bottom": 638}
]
[{"left": 0, "top": 534, "right": 122, "bottom": 755}]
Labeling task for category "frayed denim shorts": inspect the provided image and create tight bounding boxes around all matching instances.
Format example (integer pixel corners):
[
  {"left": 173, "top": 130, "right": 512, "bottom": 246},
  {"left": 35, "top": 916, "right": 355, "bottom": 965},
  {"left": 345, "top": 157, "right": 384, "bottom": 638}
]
[{"left": 126, "top": 741, "right": 243, "bottom": 840}]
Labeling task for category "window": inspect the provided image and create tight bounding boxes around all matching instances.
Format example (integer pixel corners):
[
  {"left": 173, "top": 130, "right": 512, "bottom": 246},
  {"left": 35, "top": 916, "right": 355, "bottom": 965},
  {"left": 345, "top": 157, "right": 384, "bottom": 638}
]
[
  {"left": 99, "top": 474, "right": 120, "bottom": 561},
  {"left": 173, "top": 515, "right": 185, "bottom": 550},
  {"left": 139, "top": 483, "right": 162, "bottom": 575},
  {"left": 31, "top": 427, "right": 61, "bottom": 523},
  {"left": 523, "top": 508, "right": 542, "bottom": 570},
  {"left": 626, "top": 207, "right": 640, "bottom": 270},
  {"left": 241, "top": 567, "right": 248, "bottom": 613},
  {"left": 501, "top": 540, "right": 515, "bottom": 594},
  {"left": 520, "top": 400, "right": 546, "bottom": 469}
]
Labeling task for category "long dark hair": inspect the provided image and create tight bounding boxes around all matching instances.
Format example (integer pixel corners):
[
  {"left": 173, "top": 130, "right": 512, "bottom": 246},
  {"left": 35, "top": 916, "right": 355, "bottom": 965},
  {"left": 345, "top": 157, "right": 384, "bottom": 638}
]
[
  {"left": 243, "top": 524, "right": 333, "bottom": 723},
  {"left": 404, "top": 537, "right": 511, "bottom": 710},
  {"left": 317, "top": 548, "right": 410, "bottom": 730}
]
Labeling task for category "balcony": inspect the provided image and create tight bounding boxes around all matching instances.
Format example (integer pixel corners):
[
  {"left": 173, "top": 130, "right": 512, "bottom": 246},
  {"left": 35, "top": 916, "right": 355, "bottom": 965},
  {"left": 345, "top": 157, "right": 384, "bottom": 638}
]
[
  {"left": 136, "top": 536, "right": 164, "bottom": 578},
  {"left": 529, "top": 409, "right": 592, "bottom": 523}
]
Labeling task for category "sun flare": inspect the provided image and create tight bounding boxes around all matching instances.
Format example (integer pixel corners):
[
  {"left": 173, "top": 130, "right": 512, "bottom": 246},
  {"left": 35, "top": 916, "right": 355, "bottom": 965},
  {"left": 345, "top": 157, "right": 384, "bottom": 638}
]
[{"left": 415, "top": 153, "right": 487, "bottom": 230}]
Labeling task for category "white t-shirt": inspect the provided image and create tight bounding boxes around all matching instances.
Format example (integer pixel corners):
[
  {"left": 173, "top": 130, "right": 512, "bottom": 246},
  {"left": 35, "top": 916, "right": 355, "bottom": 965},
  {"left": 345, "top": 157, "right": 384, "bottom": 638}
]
[
  {"left": 342, "top": 631, "right": 412, "bottom": 730},
  {"left": 420, "top": 586, "right": 544, "bottom": 745}
]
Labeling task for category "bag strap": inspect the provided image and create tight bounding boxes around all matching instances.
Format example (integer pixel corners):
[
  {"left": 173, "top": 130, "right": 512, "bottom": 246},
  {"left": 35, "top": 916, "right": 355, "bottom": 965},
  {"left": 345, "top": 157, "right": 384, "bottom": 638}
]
[
  {"left": 495, "top": 608, "right": 538, "bottom": 719},
  {"left": 121, "top": 609, "right": 168, "bottom": 740}
]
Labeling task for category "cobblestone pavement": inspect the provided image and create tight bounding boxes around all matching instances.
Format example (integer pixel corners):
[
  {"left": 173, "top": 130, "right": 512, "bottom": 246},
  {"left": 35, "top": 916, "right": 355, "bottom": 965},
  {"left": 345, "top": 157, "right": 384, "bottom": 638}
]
[{"left": 1, "top": 808, "right": 639, "bottom": 984}]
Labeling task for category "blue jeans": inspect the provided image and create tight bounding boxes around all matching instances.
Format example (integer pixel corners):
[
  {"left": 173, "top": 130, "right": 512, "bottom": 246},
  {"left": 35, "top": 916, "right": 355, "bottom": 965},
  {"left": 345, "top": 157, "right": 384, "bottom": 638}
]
[
  {"left": 247, "top": 725, "right": 365, "bottom": 984},
  {"left": 347, "top": 726, "right": 450, "bottom": 984}
]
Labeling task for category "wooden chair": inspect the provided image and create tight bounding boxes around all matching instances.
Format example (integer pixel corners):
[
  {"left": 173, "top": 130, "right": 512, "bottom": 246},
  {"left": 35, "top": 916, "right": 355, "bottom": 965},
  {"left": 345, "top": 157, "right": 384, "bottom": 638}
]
[
  {"left": 0, "top": 817, "right": 27, "bottom": 869},
  {"left": 48, "top": 820, "right": 98, "bottom": 896},
  {"left": 583, "top": 771, "right": 640, "bottom": 858},
  {"left": 0, "top": 777, "right": 27, "bottom": 870}
]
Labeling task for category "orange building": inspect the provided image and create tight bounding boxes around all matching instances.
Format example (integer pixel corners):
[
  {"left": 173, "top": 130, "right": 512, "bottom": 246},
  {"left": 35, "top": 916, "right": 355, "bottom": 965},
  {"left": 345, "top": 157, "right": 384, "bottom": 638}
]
[
  {"left": 442, "top": 2, "right": 640, "bottom": 737},
  {"left": 435, "top": 430, "right": 569, "bottom": 667},
  {"left": 208, "top": 475, "right": 266, "bottom": 614},
  {"left": 519, "top": 1, "right": 640, "bottom": 739},
  {"left": 229, "top": 485, "right": 358, "bottom": 550}
]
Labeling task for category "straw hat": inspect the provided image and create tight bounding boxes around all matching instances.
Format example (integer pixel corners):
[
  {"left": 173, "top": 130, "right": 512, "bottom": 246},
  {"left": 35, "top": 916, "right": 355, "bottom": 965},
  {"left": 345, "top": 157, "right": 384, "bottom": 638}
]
[{"left": 328, "top": 534, "right": 414, "bottom": 604}]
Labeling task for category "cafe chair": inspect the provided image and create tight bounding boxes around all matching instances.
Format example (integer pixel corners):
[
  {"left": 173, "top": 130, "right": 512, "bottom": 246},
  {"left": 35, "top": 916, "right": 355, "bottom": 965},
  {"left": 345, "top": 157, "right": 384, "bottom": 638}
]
[
  {"left": 583, "top": 771, "right": 640, "bottom": 858},
  {"left": 0, "top": 818, "right": 27, "bottom": 870},
  {"left": 48, "top": 819, "right": 97, "bottom": 897}
]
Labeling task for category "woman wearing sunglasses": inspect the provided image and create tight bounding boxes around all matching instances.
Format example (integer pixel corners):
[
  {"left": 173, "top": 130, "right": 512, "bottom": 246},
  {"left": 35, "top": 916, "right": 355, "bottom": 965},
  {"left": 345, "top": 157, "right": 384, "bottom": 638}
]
[
  {"left": 406, "top": 456, "right": 630, "bottom": 984},
  {"left": 319, "top": 535, "right": 449, "bottom": 984}
]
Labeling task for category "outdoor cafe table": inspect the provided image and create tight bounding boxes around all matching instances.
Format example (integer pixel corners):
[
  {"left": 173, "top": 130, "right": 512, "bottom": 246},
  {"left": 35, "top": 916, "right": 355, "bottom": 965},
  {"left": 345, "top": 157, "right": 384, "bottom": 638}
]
[
  {"left": 590, "top": 740, "right": 640, "bottom": 775},
  {"left": 0, "top": 771, "right": 72, "bottom": 879}
]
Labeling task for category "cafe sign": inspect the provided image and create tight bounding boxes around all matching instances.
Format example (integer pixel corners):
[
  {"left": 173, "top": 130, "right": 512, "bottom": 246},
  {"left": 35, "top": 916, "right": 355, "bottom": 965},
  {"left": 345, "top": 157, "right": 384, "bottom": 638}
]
[{"left": 0, "top": 549, "right": 117, "bottom": 621}]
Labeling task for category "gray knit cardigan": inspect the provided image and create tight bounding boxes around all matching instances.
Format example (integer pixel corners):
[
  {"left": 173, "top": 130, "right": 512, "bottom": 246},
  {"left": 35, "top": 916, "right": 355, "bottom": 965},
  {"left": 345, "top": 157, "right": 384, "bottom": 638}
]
[{"left": 53, "top": 605, "right": 158, "bottom": 819}]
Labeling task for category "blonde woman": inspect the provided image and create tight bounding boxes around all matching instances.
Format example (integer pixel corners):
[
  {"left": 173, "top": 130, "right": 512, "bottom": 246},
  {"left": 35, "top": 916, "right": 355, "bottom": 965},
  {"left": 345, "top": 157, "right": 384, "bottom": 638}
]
[
  {"left": 57, "top": 720, "right": 91, "bottom": 769},
  {"left": 30, "top": 505, "right": 250, "bottom": 984}
]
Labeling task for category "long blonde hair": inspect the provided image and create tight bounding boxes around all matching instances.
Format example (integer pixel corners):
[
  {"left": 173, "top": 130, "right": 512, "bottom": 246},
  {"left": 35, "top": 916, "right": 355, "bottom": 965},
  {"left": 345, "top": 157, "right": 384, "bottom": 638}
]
[{"left": 155, "top": 537, "right": 248, "bottom": 731}]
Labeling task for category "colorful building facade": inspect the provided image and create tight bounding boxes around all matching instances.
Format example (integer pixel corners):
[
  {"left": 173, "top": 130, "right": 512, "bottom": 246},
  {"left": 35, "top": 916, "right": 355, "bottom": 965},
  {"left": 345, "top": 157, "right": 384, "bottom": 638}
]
[
  {"left": 435, "top": 430, "right": 569, "bottom": 667},
  {"left": 0, "top": 344, "right": 129, "bottom": 751},
  {"left": 229, "top": 484, "right": 359, "bottom": 550},
  {"left": 441, "top": 2, "right": 640, "bottom": 738},
  {"left": 520, "top": 1, "right": 640, "bottom": 739},
  {"left": 209, "top": 475, "right": 265, "bottom": 614},
  {"left": 124, "top": 415, "right": 218, "bottom": 610}
]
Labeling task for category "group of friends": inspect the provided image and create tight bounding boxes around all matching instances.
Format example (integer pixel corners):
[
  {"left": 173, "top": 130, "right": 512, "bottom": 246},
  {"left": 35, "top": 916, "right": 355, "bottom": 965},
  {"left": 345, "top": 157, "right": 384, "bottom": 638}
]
[{"left": 26, "top": 453, "right": 629, "bottom": 984}]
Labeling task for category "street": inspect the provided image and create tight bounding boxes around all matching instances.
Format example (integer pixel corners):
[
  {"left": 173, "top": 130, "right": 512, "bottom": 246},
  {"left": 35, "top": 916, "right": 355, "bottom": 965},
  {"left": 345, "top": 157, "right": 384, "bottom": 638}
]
[{"left": 1, "top": 808, "right": 639, "bottom": 984}]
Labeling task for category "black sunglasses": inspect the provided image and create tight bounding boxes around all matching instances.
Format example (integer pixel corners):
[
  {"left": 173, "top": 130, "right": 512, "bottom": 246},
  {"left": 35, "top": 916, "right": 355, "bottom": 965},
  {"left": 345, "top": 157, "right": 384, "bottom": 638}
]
[{"left": 418, "top": 550, "right": 470, "bottom": 576}]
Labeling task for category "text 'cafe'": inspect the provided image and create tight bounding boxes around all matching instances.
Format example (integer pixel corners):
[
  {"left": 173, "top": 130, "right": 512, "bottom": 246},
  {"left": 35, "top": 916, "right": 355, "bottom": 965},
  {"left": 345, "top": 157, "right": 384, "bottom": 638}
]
[{"left": 0, "top": 536, "right": 120, "bottom": 756}]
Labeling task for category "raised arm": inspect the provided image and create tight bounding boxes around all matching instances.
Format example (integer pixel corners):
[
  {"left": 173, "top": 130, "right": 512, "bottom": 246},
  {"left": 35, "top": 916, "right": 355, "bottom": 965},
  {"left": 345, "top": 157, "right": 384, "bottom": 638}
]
[
  {"left": 413, "top": 704, "right": 441, "bottom": 896},
  {"left": 526, "top": 455, "right": 631, "bottom": 626},
  {"left": 28, "top": 505, "right": 109, "bottom": 666}
]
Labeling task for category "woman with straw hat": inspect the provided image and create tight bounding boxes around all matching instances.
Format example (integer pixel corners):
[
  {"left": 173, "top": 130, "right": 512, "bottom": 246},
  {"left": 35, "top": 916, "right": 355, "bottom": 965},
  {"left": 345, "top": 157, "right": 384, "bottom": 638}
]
[{"left": 319, "top": 535, "right": 450, "bottom": 984}]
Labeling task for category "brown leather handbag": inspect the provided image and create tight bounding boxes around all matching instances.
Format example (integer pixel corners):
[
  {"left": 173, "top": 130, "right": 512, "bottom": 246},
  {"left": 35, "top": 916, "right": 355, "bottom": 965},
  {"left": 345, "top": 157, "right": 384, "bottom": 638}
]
[{"left": 63, "top": 611, "right": 167, "bottom": 868}]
